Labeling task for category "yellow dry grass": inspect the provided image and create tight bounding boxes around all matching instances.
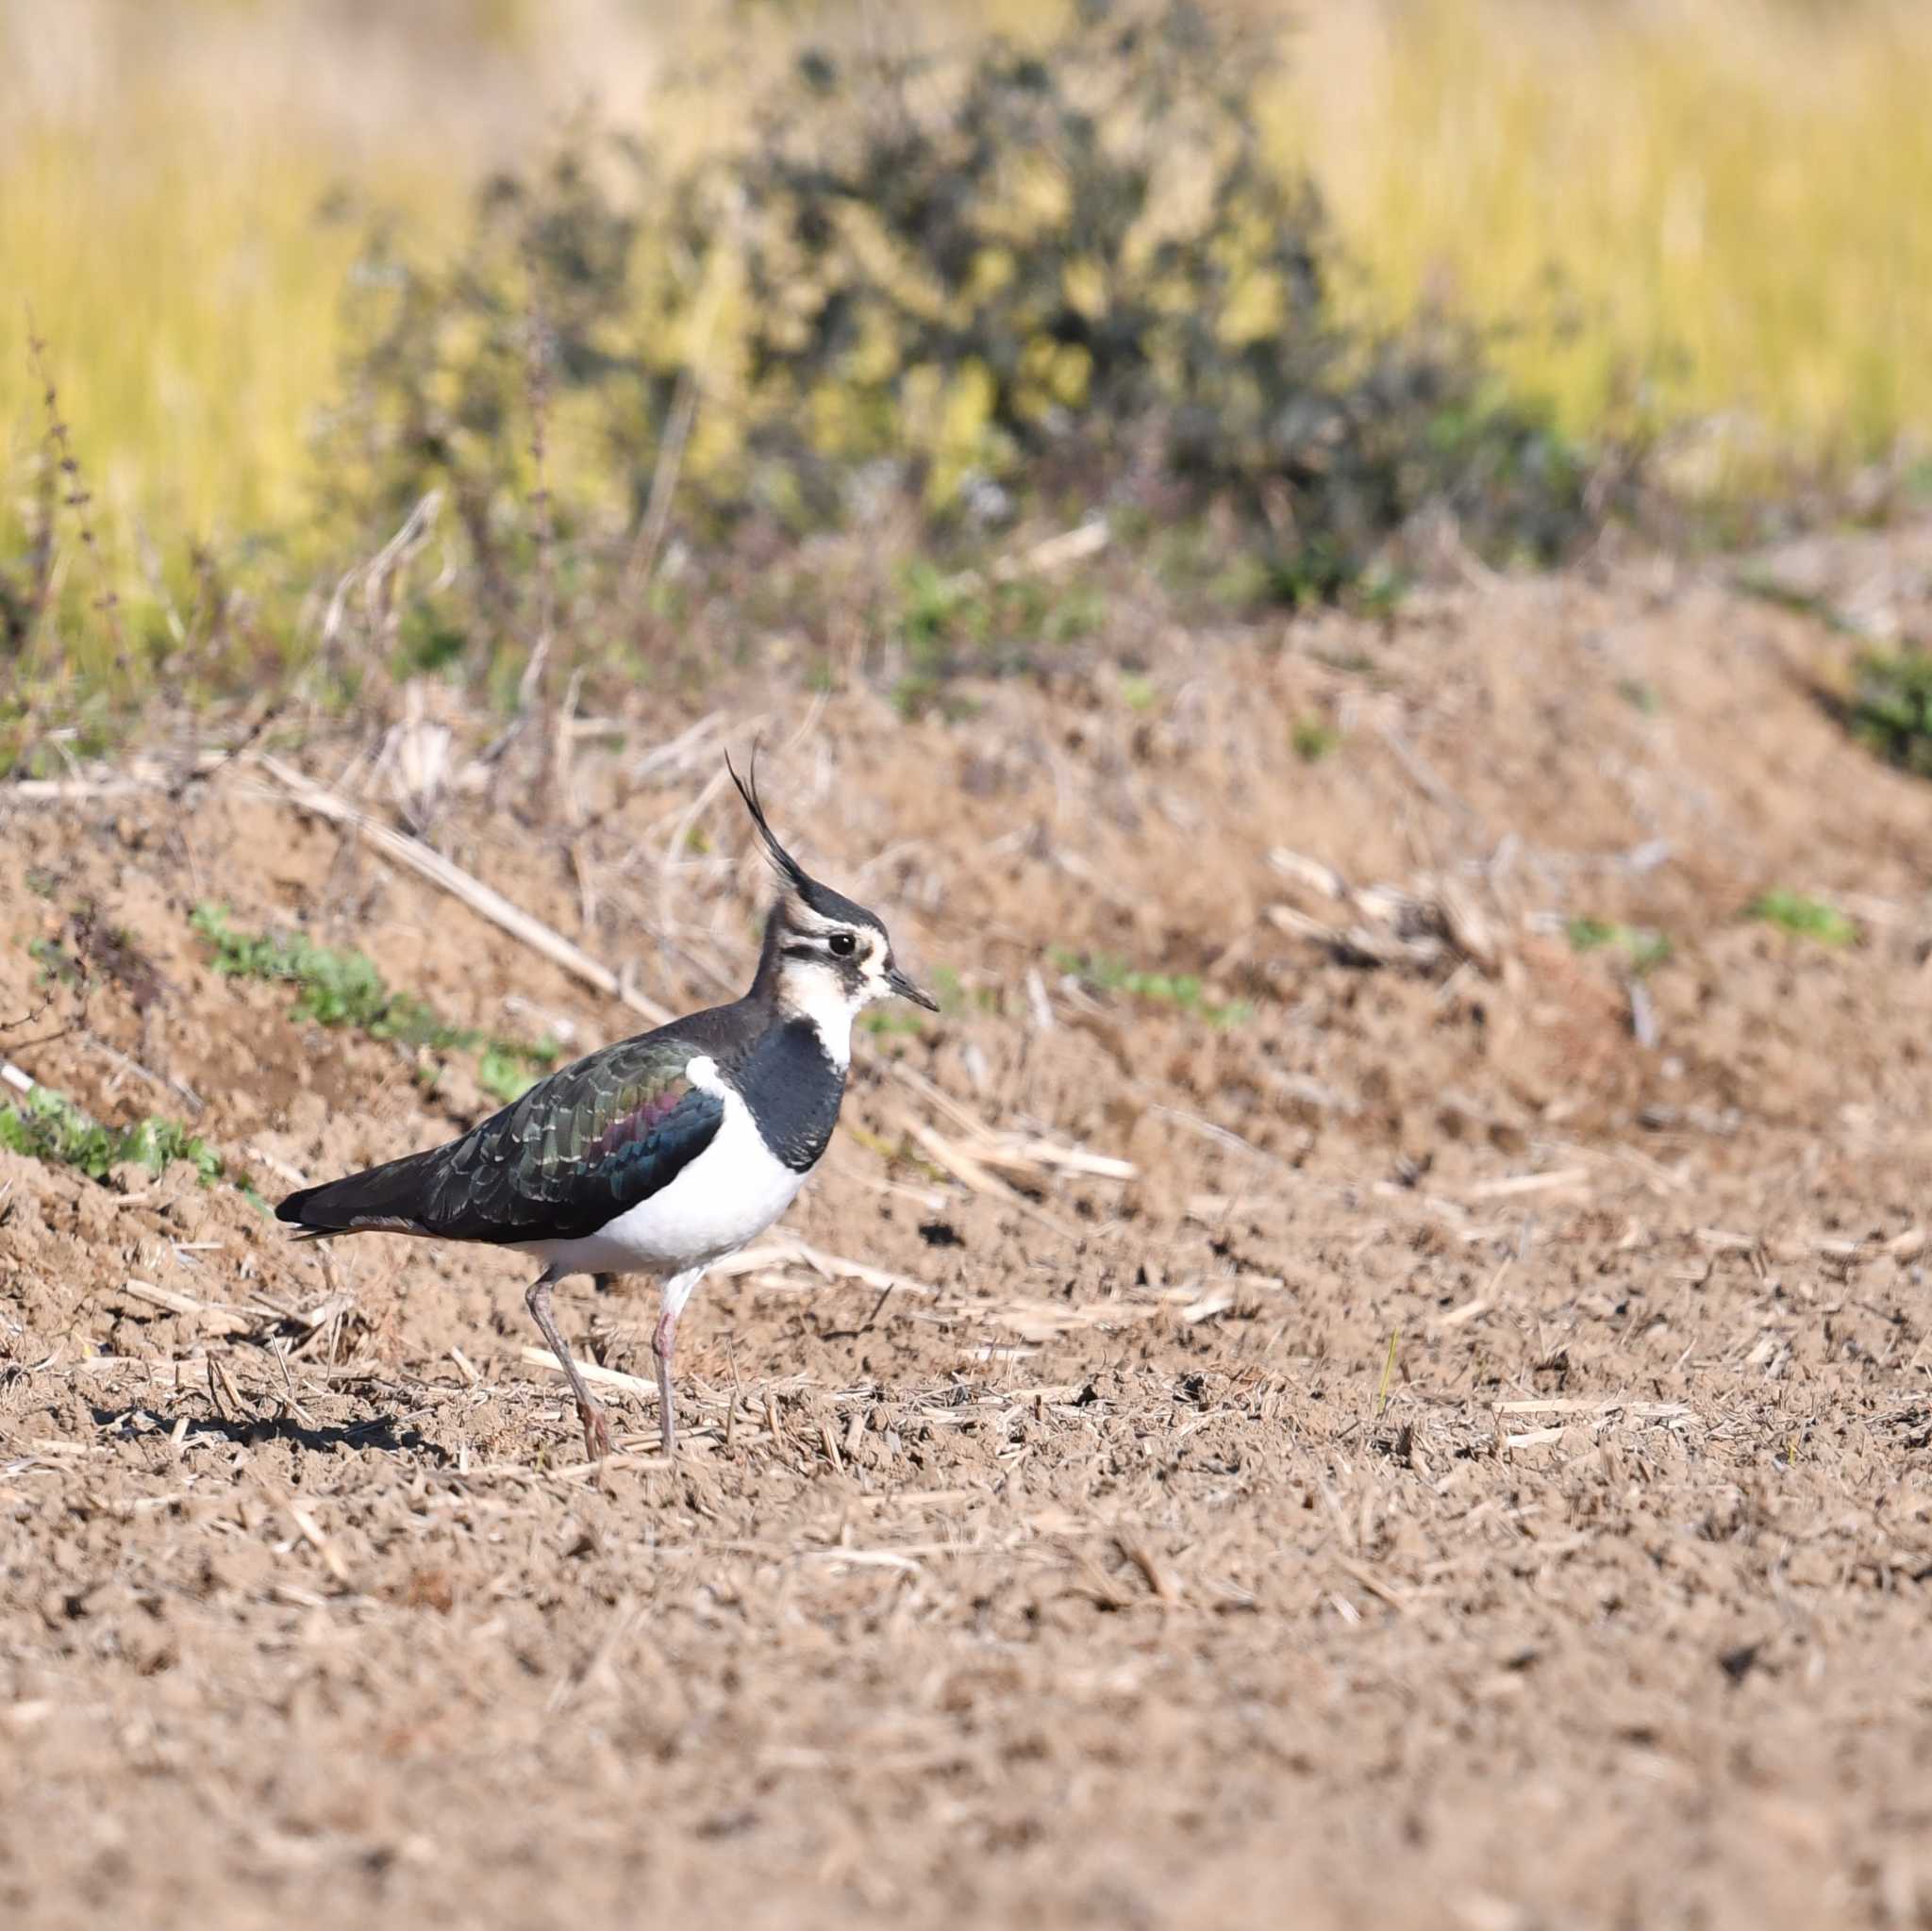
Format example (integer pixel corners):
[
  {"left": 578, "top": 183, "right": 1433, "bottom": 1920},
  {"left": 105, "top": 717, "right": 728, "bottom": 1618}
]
[
  {"left": 1, "top": 0, "right": 1925, "bottom": 558},
  {"left": 1273, "top": 0, "right": 1932, "bottom": 488},
  {"left": 1, "top": 115, "right": 367, "bottom": 543}
]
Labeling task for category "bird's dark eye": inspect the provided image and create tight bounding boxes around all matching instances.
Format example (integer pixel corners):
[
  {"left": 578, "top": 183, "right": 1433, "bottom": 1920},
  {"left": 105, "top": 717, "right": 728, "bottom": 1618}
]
[{"left": 828, "top": 931, "right": 857, "bottom": 957}]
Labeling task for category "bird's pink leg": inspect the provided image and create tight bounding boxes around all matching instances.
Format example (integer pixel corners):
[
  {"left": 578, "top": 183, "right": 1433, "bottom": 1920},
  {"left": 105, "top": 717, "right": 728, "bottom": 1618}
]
[
  {"left": 652, "top": 1265, "right": 708, "bottom": 1457},
  {"left": 652, "top": 1306, "right": 678, "bottom": 1457},
  {"left": 525, "top": 1272, "right": 611, "bottom": 1460}
]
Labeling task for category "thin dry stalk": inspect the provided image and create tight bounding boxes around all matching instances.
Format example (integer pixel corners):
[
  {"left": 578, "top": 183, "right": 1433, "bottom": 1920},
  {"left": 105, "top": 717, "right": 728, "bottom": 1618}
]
[
  {"left": 516, "top": 297, "right": 560, "bottom": 773},
  {"left": 1493, "top": 1398, "right": 1693, "bottom": 1420},
  {"left": 630, "top": 709, "right": 734, "bottom": 785},
  {"left": 85, "top": 1035, "right": 204, "bottom": 1115},
  {"left": 1462, "top": 1168, "right": 1591, "bottom": 1202},
  {"left": 621, "top": 214, "right": 735, "bottom": 606},
  {"left": 935, "top": 518, "right": 1109, "bottom": 600},
  {"left": 1379, "top": 722, "right": 1475, "bottom": 820},
  {"left": 897, "top": 1115, "right": 1077, "bottom": 1240},
  {"left": 319, "top": 490, "right": 441, "bottom": 662},
  {"left": 548, "top": 1592, "right": 641, "bottom": 1715},
  {"left": 25, "top": 326, "right": 125, "bottom": 660},
  {"left": 273, "top": 1488, "right": 352, "bottom": 1587},
  {"left": 658, "top": 762, "right": 734, "bottom": 939},
  {"left": 268, "top": 1340, "right": 320, "bottom": 1429}
]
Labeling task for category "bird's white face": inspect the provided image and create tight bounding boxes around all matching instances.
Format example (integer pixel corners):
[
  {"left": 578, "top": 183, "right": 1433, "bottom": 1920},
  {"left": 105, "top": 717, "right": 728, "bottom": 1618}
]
[{"left": 773, "top": 898, "right": 936, "bottom": 1064}]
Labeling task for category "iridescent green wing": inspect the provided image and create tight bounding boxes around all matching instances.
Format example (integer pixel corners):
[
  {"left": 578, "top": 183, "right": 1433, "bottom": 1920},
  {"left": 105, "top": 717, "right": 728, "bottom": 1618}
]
[
  {"left": 277, "top": 1031, "right": 724, "bottom": 1245},
  {"left": 435, "top": 1032, "right": 724, "bottom": 1242}
]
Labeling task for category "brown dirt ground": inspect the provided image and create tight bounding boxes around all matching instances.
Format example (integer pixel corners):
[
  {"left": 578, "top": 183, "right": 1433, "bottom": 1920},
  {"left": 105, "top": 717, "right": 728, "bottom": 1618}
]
[{"left": 3, "top": 533, "right": 1931, "bottom": 1930}]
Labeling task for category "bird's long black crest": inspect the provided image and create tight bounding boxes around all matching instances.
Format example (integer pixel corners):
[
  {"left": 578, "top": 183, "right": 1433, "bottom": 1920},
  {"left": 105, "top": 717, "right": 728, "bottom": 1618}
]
[
  {"left": 725, "top": 742, "right": 882, "bottom": 932},
  {"left": 726, "top": 742, "right": 809, "bottom": 891}
]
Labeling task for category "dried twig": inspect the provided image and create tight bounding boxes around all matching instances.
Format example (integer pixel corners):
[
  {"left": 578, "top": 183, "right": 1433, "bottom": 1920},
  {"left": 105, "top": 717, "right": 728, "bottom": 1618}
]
[
  {"left": 897, "top": 1115, "right": 1078, "bottom": 1240},
  {"left": 85, "top": 1034, "right": 203, "bottom": 1115},
  {"left": 518, "top": 1349, "right": 670, "bottom": 1413},
  {"left": 1379, "top": 722, "right": 1477, "bottom": 822},
  {"left": 1462, "top": 1168, "right": 1591, "bottom": 1202},
  {"left": 935, "top": 518, "right": 1108, "bottom": 600},
  {"left": 1267, "top": 846, "right": 1500, "bottom": 974},
  {"left": 274, "top": 1488, "right": 351, "bottom": 1586},
  {"left": 1503, "top": 1425, "right": 1567, "bottom": 1451},
  {"left": 320, "top": 491, "right": 441, "bottom": 658},
  {"left": 1494, "top": 1398, "right": 1693, "bottom": 1420},
  {"left": 118, "top": 1277, "right": 253, "bottom": 1337},
  {"left": 244, "top": 1144, "right": 310, "bottom": 1190},
  {"left": 715, "top": 1237, "right": 939, "bottom": 1300},
  {"left": 516, "top": 305, "right": 559, "bottom": 723}
]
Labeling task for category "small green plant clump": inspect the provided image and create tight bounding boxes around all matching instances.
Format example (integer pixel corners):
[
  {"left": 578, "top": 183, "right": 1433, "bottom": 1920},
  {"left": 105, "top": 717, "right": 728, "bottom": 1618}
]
[
  {"left": 475, "top": 1043, "right": 551, "bottom": 1105},
  {"left": 1291, "top": 716, "right": 1341, "bottom": 763},
  {"left": 1849, "top": 645, "right": 1932, "bottom": 778},
  {"left": 1746, "top": 891, "right": 1857, "bottom": 946},
  {"left": 1564, "top": 917, "right": 1673, "bottom": 974},
  {"left": 888, "top": 558, "right": 1104, "bottom": 714},
  {"left": 0, "top": 1082, "right": 224, "bottom": 1186},
  {"left": 1050, "top": 946, "right": 1251, "bottom": 1028},
  {"left": 26, "top": 937, "right": 81, "bottom": 987},
  {"left": 191, "top": 905, "right": 558, "bottom": 1099}
]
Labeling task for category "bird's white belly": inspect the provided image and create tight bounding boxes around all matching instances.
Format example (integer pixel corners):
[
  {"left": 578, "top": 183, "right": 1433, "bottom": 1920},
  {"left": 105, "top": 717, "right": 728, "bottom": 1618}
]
[{"left": 520, "top": 1090, "right": 809, "bottom": 1277}]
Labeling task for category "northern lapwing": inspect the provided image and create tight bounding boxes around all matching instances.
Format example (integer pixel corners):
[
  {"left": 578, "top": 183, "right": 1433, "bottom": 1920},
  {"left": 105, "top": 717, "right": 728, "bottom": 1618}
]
[{"left": 275, "top": 752, "right": 937, "bottom": 1460}]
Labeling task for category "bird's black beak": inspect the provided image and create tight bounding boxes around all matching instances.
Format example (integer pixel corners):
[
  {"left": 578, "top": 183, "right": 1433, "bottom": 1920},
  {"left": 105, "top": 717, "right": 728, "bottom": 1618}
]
[{"left": 888, "top": 964, "right": 940, "bottom": 1012}]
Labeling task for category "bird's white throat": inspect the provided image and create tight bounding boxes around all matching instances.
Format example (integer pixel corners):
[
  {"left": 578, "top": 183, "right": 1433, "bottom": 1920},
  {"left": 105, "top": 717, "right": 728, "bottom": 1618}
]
[{"left": 777, "top": 964, "right": 858, "bottom": 1069}]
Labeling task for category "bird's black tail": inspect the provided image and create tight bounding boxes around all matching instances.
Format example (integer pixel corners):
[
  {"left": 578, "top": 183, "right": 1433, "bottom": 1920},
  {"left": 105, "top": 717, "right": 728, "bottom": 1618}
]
[{"left": 275, "top": 1149, "right": 444, "bottom": 1240}]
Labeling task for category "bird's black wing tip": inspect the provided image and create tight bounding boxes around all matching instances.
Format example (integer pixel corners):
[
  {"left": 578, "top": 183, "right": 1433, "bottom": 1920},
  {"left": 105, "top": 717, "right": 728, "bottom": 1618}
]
[
  {"left": 275, "top": 1185, "right": 318, "bottom": 1227},
  {"left": 276, "top": 1206, "right": 425, "bottom": 1242},
  {"left": 275, "top": 1183, "right": 366, "bottom": 1237}
]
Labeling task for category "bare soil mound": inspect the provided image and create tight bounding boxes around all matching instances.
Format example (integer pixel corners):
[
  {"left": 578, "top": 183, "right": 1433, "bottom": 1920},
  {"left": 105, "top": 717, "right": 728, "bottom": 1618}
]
[{"left": 3, "top": 534, "right": 1930, "bottom": 1929}]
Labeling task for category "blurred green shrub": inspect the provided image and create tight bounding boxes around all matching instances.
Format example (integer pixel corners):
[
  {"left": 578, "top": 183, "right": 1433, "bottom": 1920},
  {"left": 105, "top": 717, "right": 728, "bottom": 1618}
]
[
  {"left": 322, "top": 0, "right": 1598, "bottom": 640},
  {"left": 320, "top": 141, "right": 690, "bottom": 608},
  {"left": 721, "top": 2, "right": 1589, "bottom": 554}
]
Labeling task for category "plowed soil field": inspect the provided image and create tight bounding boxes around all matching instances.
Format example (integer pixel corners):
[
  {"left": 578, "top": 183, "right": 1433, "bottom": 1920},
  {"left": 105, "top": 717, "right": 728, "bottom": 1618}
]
[{"left": 4, "top": 534, "right": 1931, "bottom": 1929}]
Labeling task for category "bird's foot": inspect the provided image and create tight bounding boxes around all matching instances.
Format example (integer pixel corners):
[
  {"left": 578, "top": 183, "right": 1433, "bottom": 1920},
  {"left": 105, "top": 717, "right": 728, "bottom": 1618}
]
[{"left": 578, "top": 1400, "right": 613, "bottom": 1462}]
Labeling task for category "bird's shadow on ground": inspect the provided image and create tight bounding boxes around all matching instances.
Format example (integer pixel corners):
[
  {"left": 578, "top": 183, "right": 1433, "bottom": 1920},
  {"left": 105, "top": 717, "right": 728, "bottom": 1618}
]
[{"left": 90, "top": 1403, "right": 444, "bottom": 1460}]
